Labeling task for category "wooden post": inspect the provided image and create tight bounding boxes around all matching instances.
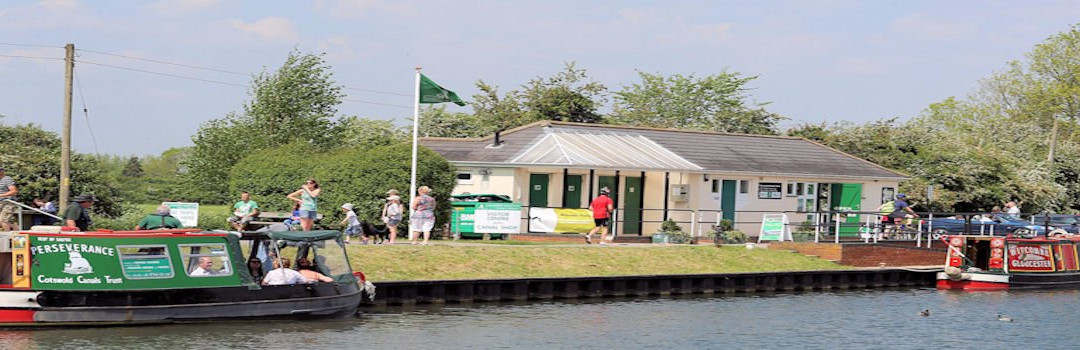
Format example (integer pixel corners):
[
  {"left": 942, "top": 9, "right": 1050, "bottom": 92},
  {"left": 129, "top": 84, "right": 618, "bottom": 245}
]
[{"left": 59, "top": 43, "right": 74, "bottom": 206}]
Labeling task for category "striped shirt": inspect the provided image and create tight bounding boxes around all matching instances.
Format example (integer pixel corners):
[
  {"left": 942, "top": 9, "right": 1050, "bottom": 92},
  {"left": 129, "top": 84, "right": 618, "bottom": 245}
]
[{"left": 0, "top": 176, "right": 14, "bottom": 200}]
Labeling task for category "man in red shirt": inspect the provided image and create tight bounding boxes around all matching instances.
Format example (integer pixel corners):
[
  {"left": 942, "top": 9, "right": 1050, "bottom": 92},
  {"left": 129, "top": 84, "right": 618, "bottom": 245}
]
[{"left": 586, "top": 187, "right": 614, "bottom": 245}]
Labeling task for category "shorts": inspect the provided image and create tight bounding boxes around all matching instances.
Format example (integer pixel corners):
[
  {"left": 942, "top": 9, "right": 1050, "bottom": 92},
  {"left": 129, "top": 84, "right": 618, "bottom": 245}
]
[
  {"left": 889, "top": 211, "right": 913, "bottom": 219},
  {"left": 345, "top": 225, "right": 362, "bottom": 237},
  {"left": 410, "top": 217, "right": 435, "bottom": 232},
  {"left": 0, "top": 202, "right": 17, "bottom": 224},
  {"left": 594, "top": 218, "right": 610, "bottom": 227},
  {"left": 227, "top": 215, "right": 253, "bottom": 224},
  {"left": 387, "top": 217, "right": 401, "bottom": 226},
  {"left": 299, "top": 210, "right": 318, "bottom": 219}
]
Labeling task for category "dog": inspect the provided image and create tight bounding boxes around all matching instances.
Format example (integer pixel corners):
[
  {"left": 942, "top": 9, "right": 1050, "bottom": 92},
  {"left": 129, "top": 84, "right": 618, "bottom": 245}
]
[{"left": 361, "top": 221, "right": 390, "bottom": 244}]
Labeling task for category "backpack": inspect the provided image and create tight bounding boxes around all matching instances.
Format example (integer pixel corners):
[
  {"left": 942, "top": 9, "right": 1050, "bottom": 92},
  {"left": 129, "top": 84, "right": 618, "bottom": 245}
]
[{"left": 877, "top": 201, "right": 895, "bottom": 215}]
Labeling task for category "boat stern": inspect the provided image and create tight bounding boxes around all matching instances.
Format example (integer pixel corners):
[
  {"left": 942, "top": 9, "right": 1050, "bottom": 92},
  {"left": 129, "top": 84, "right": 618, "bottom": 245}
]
[{"left": 936, "top": 270, "right": 1009, "bottom": 290}]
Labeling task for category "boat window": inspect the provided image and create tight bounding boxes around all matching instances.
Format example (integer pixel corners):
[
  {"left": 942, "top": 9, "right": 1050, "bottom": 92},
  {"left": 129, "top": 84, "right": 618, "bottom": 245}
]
[
  {"left": 312, "top": 238, "right": 351, "bottom": 278},
  {"left": 179, "top": 244, "right": 233, "bottom": 277},
  {"left": 117, "top": 245, "right": 174, "bottom": 279}
]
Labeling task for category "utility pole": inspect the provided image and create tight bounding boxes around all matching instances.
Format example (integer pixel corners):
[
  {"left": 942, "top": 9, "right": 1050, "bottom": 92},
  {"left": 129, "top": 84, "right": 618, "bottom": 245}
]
[{"left": 60, "top": 43, "right": 74, "bottom": 206}]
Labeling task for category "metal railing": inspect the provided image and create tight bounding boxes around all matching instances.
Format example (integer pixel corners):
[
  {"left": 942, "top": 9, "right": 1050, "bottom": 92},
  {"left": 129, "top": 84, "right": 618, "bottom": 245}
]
[{"left": 4, "top": 199, "right": 63, "bottom": 230}]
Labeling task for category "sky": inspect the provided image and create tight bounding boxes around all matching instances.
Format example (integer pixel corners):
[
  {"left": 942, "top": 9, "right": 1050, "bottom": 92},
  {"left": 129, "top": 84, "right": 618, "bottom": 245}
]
[{"left": 3, "top": 0, "right": 1080, "bottom": 155}]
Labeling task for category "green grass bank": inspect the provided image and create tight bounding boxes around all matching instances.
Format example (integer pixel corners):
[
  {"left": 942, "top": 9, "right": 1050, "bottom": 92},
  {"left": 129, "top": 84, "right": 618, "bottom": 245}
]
[{"left": 346, "top": 244, "right": 846, "bottom": 281}]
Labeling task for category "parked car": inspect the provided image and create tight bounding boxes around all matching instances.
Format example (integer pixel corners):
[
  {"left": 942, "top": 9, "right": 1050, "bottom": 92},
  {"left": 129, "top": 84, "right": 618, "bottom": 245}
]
[
  {"left": 1030, "top": 214, "right": 1080, "bottom": 234},
  {"left": 927, "top": 213, "right": 1048, "bottom": 237}
]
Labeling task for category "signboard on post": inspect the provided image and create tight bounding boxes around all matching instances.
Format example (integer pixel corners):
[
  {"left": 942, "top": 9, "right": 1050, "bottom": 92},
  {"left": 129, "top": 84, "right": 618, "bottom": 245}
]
[
  {"left": 529, "top": 208, "right": 594, "bottom": 233},
  {"left": 163, "top": 202, "right": 199, "bottom": 227},
  {"left": 757, "top": 214, "right": 791, "bottom": 243}
]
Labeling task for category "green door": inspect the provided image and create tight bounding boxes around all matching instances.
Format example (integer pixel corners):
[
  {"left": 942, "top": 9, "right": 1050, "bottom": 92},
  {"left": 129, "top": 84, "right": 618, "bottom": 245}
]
[
  {"left": 597, "top": 176, "right": 617, "bottom": 228},
  {"left": 830, "top": 183, "right": 863, "bottom": 236},
  {"left": 721, "top": 180, "right": 736, "bottom": 222},
  {"left": 564, "top": 175, "right": 582, "bottom": 208},
  {"left": 529, "top": 174, "right": 549, "bottom": 207},
  {"left": 623, "top": 177, "right": 643, "bottom": 235}
]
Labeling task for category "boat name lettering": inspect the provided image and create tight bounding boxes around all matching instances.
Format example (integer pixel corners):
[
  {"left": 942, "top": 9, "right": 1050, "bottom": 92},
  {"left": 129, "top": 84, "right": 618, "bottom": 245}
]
[
  {"left": 30, "top": 243, "right": 116, "bottom": 257},
  {"left": 1009, "top": 246, "right": 1049, "bottom": 255},
  {"left": 37, "top": 275, "right": 123, "bottom": 284}
]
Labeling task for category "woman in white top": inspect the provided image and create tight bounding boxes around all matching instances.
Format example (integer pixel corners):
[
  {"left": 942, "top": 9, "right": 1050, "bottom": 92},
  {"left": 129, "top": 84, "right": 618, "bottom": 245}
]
[{"left": 382, "top": 190, "right": 404, "bottom": 244}]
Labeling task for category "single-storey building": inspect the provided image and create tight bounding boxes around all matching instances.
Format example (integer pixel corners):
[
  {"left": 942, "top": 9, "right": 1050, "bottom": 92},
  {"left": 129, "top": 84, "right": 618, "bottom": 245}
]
[{"left": 421, "top": 121, "right": 908, "bottom": 237}]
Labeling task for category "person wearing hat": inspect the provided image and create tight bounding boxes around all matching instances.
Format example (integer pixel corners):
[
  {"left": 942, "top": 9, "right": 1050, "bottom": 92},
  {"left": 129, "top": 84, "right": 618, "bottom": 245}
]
[
  {"left": 63, "top": 194, "right": 95, "bottom": 232},
  {"left": 585, "top": 187, "right": 614, "bottom": 245},
  {"left": 889, "top": 193, "right": 918, "bottom": 227},
  {"left": 134, "top": 204, "right": 183, "bottom": 230},
  {"left": 382, "top": 192, "right": 404, "bottom": 244},
  {"left": 0, "top": 167, "right": 18, "bottom": 231},
  {"left": 340, "top": 203, "right": 362, "bottom": 244}
]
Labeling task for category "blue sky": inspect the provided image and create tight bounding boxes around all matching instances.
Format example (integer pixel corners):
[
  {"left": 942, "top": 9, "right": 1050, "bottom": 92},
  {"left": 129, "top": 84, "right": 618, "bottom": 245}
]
[{"left": 3, "top": 0, "right": 1080, "bottom": 155}]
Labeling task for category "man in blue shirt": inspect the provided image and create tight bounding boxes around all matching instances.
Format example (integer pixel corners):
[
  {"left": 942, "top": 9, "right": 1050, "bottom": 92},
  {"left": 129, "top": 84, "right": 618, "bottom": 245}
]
[{"left": 889, "top": 194, "right": 918, "bottom": 225}]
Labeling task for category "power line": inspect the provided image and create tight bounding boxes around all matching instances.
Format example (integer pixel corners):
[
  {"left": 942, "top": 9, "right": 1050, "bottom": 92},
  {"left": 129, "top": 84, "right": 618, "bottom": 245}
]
[
  {"left": 77, "top": 48, "right": 250, "bottom": 76},
  {"left": 73, "top": 70, "right": 100, "bottom": 154},
  {"left": 77, "top": 60, "right": 250, "bottom": 88},
  {"left": 78, "top": 47, "right": 412, "bottom": 97},
  {"left": 0, "top": 53, "right": 64, "bottom": 61},
  {"left": 342, "top": 98, "right": 413, "bottom": 109},
  {"left": 78, "top": 59, "right": 416, "bottom": 109},
  {"left": 0, "top": 42, "right": 63, "bottom": 49}
]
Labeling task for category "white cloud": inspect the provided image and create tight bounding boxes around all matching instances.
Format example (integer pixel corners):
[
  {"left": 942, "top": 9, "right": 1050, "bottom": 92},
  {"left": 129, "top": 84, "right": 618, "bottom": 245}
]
[
  {"left": 890, "top": 13, "right": 977, "bottom": 40},
  {"left": 690, "top": 23, "right": 735, "bottom": 43},
  {"left": 150, "top": 0, "right": 221, "bottom": 14},
  {"left": 228, "top": 17, "right": 300, "bottom": 43},
  {"left": 838, "top": 57, "right": 887, "bottom": 75},
  {"left": 314, "top": 0, "right": 413, "bottom": 18},
  {"left": 40, "top": 0, "right": 79, "bottom": 11},
  {"left": 318, "top": 36, "right": 356, "bottom": 61}
]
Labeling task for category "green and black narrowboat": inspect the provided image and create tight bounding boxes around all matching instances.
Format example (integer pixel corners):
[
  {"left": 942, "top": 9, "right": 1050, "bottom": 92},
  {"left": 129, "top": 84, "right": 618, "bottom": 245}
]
[{"left": 0, "top": 227, "right": 369, "bottom": 326}]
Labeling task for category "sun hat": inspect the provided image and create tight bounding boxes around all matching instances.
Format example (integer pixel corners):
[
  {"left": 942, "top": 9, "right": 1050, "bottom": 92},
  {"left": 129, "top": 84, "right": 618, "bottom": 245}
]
[
  {"left": 341, "top": 203, "right": 354, "bottom": 210},
  {"left": 73, "top": 194, "right": 96, "bottom": 202},
  {"left": 386, "top": 189, "right": 400, "bottom": 195},
  {"left": 600, "top": 187, "right": 611, "bottom": 194}
]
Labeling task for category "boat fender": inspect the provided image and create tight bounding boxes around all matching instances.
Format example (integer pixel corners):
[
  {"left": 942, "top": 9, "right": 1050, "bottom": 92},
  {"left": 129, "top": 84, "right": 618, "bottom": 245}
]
[
  {"left": 1049, "top": 229, "right": 1068, "bottom": 238},
  {"left": 944, "top": 266, "right": 966, "bottom": 281}
]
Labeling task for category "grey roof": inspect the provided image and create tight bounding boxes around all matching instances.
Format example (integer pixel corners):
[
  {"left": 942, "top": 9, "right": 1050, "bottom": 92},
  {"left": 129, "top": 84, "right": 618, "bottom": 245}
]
[
  {"left": 420, "top": 121, "right": 907, "bottom": 180},
  {"left": 509, "top": 130, "right": 702, "bottom": 171}
]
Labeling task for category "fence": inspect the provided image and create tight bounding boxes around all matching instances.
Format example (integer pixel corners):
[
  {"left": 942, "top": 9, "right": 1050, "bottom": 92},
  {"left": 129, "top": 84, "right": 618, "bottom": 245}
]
[{"left": 4, "top": 199, "right": 63, "bottom": 230}]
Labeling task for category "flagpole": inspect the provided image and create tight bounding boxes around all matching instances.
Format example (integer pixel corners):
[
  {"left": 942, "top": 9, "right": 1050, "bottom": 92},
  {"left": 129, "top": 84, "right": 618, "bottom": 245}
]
[{"left": 409, "top": 66, "right": 422, "bottom": 219}]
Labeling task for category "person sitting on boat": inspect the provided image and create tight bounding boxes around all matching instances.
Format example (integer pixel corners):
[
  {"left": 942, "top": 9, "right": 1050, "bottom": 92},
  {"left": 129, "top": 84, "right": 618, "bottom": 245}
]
[
  {"left": 190, "top": 256, "right": 218, "bottom": 276},
  {"left": 262, "top": 257, "right": 304, "bottom": 285},
  {"left": 134, "top": 205, "right": 183, "bottom": 230},
  {"left": 296, "top": 257, "right": 334, "bottom": 283},
  {"left": 247, "top": 257, "right": 265, "bottom": 282}
]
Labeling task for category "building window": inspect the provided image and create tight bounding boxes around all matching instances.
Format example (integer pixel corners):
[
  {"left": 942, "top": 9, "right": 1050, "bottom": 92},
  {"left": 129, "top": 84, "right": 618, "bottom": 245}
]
[
  {"left": 786, "top": 182, "right": 797, "bottom": 196},
  {"left": 739, "top": 180, "right": 749, "bottom": 194},
  {"left": 881, "top": 187, "right": 895, "bottom": 204},
  {"left": 711, "top": 179, "right": 720, "bottom": 193},
  {"left": 456, "top": 172, "right": 473, "bottom": 185}
]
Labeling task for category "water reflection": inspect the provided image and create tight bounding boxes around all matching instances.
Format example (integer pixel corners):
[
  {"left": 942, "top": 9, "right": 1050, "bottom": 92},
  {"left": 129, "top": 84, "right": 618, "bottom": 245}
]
[{"left": 10, "top": 288, "right": 1076, "bottom": 349}]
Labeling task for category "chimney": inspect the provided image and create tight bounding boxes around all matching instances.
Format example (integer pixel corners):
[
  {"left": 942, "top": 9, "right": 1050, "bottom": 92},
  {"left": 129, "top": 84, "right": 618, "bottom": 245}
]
[{"left": 493, "top": 130, "right": 502, "bottom": 146}]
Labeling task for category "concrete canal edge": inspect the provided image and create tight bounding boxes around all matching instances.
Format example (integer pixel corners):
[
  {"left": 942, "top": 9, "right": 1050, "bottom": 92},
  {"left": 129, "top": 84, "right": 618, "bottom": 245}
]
[{"left": 360, "top": 269, "right": 939, "bottom": 307}]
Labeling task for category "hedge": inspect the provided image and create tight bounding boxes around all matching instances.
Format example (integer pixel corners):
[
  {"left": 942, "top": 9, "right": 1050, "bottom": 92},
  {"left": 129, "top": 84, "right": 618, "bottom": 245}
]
[{"left": 228, "top": 142, "right": 456, "bottom": 230}]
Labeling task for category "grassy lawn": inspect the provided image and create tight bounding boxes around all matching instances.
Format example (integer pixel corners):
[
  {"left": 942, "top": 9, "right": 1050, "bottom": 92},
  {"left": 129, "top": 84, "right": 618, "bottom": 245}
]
[{"left": 346, "top": 244, "right": 845, "bottom": 281}]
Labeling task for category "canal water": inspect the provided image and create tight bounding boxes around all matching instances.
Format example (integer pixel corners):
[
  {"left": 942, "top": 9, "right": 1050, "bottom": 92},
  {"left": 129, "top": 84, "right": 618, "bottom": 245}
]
[{"left": 4, "top": 288, "right": 1076, "bottom": 349}]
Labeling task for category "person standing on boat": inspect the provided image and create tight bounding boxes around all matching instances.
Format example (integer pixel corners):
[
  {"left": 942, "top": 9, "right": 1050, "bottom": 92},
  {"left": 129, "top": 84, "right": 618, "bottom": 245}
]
[
  {"left": 32, "top": 197, "right": 58, "bottom": 226},
  {"left": 227, "top": 192, "right": 260, "bottom": 231},
  {"left": 287, "top": 179, "right": 321, "bottom": 231},
  {"left": 135, "top": 205, "right": 183, "bottom": 230},
  {"left": 62, "top": 194, "right": 94, "bottom": 231},
  {"left": 409, "top": 186, "right": 436, "bottom": 245},
  {"left": 1005, "top": 201, "right": 1022, "bottom": 216},
  {"left": 585, "top": 187, "right": 614, "bottom": 245},
  {"left": 0, "top": 167, "right": 19, "bottom": 231}
]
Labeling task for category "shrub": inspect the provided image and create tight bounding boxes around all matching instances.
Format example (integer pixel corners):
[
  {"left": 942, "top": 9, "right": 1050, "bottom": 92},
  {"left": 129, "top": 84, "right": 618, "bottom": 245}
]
[
  {"left": 709, "top": 228, "right": 748, "bottom": 245},
  {"left": 659, "top": 219, "right": 692, "bottom": 243}
]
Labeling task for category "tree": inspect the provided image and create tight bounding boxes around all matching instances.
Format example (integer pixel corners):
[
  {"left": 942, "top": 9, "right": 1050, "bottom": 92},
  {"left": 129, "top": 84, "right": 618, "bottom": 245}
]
[
  {"left": 470, "top": 80, "right": 527, "bottom": 132},
  {"left": 610, "top": 71, "right": 784, "bottom": 134},
  {"left": 336, "top": 116, "right": 408, "bottom": 146},
  {"left": 518, "top": 62, "right": 607, "bottom": 124},
  {"left": 122, "top": 156, "right": 143, "bottom": 178},
  {"left": 418, "top": 106, "right": 492, "bottom": 138},
  {"left": 187, "top": 50, "right": 346, "bottom": 203}
]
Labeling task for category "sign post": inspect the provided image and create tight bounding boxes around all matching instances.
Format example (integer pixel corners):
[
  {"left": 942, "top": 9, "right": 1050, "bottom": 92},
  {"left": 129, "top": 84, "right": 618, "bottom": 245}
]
[
  {"left": 758, "top": 214, "right": 790, "bottom": 243},
  {"left": 163, "top": 202, "right": 199, "bottom": 227}
]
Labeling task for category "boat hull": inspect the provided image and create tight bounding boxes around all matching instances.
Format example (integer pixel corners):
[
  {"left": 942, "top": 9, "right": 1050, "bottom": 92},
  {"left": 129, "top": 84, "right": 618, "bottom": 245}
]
[
  {"left": 936, "top": 271, "right": 1080, "bottom": 291},
  {"left": 0, "top": 283, "right": 364, "bottom": 326}
]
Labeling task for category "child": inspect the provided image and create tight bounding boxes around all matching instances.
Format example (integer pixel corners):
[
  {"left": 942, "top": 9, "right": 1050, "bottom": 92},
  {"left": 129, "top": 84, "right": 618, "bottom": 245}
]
[
  {"left": 341, "top": 203, "right": 363, "bottom": 244},
  {"left": 283, "top": 203, "right": 301, "bottom": 229}
]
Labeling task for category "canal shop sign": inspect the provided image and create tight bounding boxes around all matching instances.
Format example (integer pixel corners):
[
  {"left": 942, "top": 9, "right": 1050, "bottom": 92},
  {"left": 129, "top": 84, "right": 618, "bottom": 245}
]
[{"left": 1008, "top": 244, "right": 1054, "bottom": 272}]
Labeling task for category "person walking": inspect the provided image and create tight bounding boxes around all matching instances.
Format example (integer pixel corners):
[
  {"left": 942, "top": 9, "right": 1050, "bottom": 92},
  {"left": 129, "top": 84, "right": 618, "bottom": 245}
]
[
  {"left": 585, "top": 187, "right": 614, "bottom": 245},
  {"left": 287, "top": 179, "right": 321, "bottom": 231},
  {"left": 340, "top": 203, "right": 362, "bottom": 244},
  {"left": 409, "top": 186, "right": 436, "bottom": 245},
  {"left": 382, "top": 190, "right": 403, "bottom": 244},
  {"left": 62, "top": 194, "right": 95, "bottom": 232},
  {"left": 0, "top": 168, "right": 19, "bottom": 231}
]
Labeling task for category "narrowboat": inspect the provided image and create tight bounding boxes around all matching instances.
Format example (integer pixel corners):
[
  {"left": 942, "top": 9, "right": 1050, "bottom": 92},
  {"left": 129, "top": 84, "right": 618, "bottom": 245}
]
[
  {"left": 936, "top": 234, "right": 1080, "bottom": 290},
  {"left": 0, "top": 227, "right": 370, "bottom": 326}
]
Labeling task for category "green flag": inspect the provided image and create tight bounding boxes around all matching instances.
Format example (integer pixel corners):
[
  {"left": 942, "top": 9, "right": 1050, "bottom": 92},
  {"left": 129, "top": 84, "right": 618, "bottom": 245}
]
[{"left": 418, "top": 73, "right": 466, "bottom": 106}]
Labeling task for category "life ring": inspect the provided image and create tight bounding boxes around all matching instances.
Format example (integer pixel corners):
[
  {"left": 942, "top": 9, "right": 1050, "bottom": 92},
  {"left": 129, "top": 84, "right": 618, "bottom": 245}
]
[{"left": 1049, "top": 229, "right": 1069, "bottom": 238}]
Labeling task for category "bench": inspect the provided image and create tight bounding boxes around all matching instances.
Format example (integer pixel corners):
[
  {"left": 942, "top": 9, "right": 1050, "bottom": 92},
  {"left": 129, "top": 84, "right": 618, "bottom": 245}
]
[{"left": 246, "top": 211, "right": 324, "bottom": 230}]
